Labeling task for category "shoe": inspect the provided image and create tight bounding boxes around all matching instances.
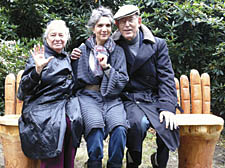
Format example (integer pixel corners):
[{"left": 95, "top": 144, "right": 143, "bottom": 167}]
[{"left": 150, "top": 152, "right": 159, "bottom": 168}]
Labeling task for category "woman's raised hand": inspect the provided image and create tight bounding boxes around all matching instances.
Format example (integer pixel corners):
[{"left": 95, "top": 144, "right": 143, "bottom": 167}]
[
  {"left": 97, "top": 54, "right": 110, "bottom": 70},
  {"left": 30, "top": 44, "right": 54, "bottom": 75}
]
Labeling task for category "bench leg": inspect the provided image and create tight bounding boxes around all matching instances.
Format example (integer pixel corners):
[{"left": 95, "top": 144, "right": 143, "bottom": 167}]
[{"left": 178, "top": 125, "right": 223, "bottom": 168}]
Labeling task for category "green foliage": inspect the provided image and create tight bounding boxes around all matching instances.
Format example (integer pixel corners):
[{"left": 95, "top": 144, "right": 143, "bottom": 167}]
[
  {"left": 0, "top": 7, "right": 17, "bottom": 40},
  {"left": 0, "top": 0, "right": 224, "bottom": 118},
  {"left": 0, "top": 38, "right": 40, "bottom": 115}
]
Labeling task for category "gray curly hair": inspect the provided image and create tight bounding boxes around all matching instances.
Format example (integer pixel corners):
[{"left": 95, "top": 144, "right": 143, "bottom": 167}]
[
  {"left": 87, "top": 6, "right": 114, "bottom": 29},
  {"left": 43, "top": 20, "right": 71, "bottom": 42}
]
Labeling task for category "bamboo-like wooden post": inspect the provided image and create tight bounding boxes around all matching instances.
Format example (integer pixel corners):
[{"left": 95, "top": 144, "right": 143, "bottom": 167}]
[
  {"left": 16, "top": 70, "right": 24, "bottom": 115},
  {"left": 180, "top": 75, "right": 190, "bottom": 114},
  {"left": 5, "top": 73, "right": 16, "bottom": 115},
  {"left": 201, "top": 73, "right": 210, "bottom": 114},
  {"left": 175, "top": 77, "right": 181, "bottom": 114},
  {"left": 190, "top": 69, "right": 202, "bottom": 114}
]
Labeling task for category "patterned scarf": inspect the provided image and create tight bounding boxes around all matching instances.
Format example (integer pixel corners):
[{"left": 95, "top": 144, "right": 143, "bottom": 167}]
[{"left": 87, "top": 35, "right": 116, "bottom": 77}]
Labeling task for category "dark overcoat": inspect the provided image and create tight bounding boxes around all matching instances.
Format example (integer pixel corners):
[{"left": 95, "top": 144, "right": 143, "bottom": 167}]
[
  {"left": 112, "top": 24, "right": 179, "bottom": 152},
  {"left": 71, "top": 37, "right": 129, "bottom": 138},
  {"left": 17, "top": 43, "right": 83, "bottom": 159}
]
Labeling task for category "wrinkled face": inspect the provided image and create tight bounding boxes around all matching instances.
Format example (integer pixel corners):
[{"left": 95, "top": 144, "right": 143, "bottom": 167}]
[
  {"left": 93, "top": 16, "right": 112, "bottom": 46},
  {"left": 46, "top": 26, "right": 68, "bottom": 53},
  {"left": 117, "top": 14, "right": 141, "bottom": 41}
]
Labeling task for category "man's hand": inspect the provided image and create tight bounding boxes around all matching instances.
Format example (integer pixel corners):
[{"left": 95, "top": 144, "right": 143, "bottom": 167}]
[
  {"left": 159, "top": 111, "right": 178, "bottom": 130},
  {"left": 71, "top": 48, "right": 82, "bottom": 60},
  {"left": 31, "top": 44, "right": 53, "bottom": 75}
]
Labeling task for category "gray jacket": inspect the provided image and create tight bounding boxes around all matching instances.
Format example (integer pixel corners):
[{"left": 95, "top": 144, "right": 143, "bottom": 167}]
[{"left": 72, "top": 37, "right": 129, "bottom": 137}]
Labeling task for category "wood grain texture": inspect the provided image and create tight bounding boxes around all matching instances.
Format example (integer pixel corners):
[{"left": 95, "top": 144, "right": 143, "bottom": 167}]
[
  {"left": 180, "top": 75, "right": 190, "bottom": 114},
  {"left": 16, "top": 70, "right": 24, "bottom": 115},
  {"left": 175, "top": 77, "right": 181, "bottom": 114},
  {"left": 190, "top": 69, "right": 202, "bottom": 114},
  {"left": 201, "top": 73, "right": 211, "bottom": 114},
  {"left": 4, "top": 74, "right": 16, "bottom": 115}
]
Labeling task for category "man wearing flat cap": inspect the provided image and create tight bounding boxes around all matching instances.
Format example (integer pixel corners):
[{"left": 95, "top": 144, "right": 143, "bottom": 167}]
[{"left": 112, "top": 4, "right": 180, "bottom": 168}]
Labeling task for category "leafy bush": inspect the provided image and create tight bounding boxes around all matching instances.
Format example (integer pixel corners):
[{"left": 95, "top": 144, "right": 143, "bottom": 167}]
[
  {"left": 0, "top": 38, "right": 40, "bottom": 115},
  {"left": 0, "top": 7, "right": 17, "bottom": 40}
]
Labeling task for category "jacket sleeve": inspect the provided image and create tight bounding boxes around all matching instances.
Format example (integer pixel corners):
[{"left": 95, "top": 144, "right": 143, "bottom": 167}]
[
  {"left": 155, "top": 38, "right": 177, "bottom": 113},
  {"left": 100, "top": 46, "right": 129, "bottom": 98},
  {"left": 17, "top": 55, "right": 41, "bottom": 100}
]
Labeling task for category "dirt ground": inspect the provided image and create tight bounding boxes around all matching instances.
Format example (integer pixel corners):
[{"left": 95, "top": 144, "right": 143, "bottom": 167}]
[{"left": 75, "top": 129, "right": 225, "bottom": 168}]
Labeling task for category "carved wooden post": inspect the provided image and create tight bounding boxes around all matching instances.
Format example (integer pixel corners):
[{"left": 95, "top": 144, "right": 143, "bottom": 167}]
[
  {"left": 201, "top": 73, "right": 210, "bottom": 114},
  {"left": 177, "top": 69, "right": 224, "bottom": 168},
  {"left": 0, "top": 115, "right": 40, "bottom": 168},
  {"left": 190, "top": 69, "right": 202, "bottom": 114},
  {"left": 177, "top": 114, "right": 224, "bottom": 168},
  {"left": 16, "top": 70, "right": 24, "bottom": 115},
  {"left": 180, "top": 75, "right": 190, "bottom": 114},
  {"left": 175, "top": 77, "right": 181, "bottom": 114},
  {"left": 5, "top": 73, "right": 16, "bottom": 115}
]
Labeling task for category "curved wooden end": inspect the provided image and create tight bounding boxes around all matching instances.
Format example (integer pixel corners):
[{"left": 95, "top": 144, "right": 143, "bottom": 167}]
[
  {"left": 0, "top": 114, "right": 40, "bottom": 168},
  {"left": 16, "top": 70, "right": 24, "bottom": 115},
  {"left": 177, "top": 114, "right": 224, "bottom": 168},
  {"left": 201, "top": 73, "right": 210, "bottom": 114},
  {"left": 190, "top": 69, "right": 202, "bottom": 114},
  {"left": 180, "top": 75, "right": 190, "bottom": 114},
  {"left": 175, "top": 77, "right": 181, "bottom": 114},
  {"left": 5, "top": 73, "right": 16, "bottom": 115}
]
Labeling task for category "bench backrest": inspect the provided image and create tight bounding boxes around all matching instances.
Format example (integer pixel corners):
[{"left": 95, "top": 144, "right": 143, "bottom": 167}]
[
  {"left": 4, "top": 69, "right": 210, "bottom": 115},
  {"left": 175, "top": 69, "right": 210, "bottom": 114},
  {"left": 4, "top": 70, "right": 24, "bottom": 115}
]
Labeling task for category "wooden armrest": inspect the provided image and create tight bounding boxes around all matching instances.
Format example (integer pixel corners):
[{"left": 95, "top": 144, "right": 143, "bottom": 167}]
[
  {"left": 176, "top": 114, "right": 224, "bottom": 126},
  {"left": 0, "top": 114, "right": 20, "bottom": 126}
]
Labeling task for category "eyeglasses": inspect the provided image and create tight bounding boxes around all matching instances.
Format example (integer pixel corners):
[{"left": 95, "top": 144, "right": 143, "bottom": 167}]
[{"left": 119, "top": 16, "right": 138, "bottom": 26}]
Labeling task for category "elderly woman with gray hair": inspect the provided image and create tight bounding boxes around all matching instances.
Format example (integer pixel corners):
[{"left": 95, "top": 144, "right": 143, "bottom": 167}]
[
  {"left": 71, "top": 6, "right": 129, "bottom": 168},
  {"left": 17, "top": 20, "right": 82, "bottom": 168}
]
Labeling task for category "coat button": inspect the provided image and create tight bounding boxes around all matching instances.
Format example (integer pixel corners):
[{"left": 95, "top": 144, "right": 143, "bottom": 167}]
[
  {"left": 65, "top": 94, "right": 69, "bottom": 99},
  {"left": 68, "top": 74, "right": 72, "bottom": 80}
]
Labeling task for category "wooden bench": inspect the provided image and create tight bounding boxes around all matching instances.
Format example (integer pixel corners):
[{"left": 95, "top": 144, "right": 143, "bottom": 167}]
[
  {"left": 0, "top": 69, "right": 224, "bottom": 168},
  {"left": 0, "top": 70, "right": 40, "bottom": 168},
  {"left": 175, "top": 69, "right": 224, "bottom": 168}
]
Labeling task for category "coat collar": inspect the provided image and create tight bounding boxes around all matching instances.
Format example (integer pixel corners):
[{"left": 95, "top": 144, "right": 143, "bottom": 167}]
[
  {"left": 113, "top": 24, "right": 156, "bottom": 74},
  {"left": 44, "top": 41, "right": 67, "bottom": 58}
]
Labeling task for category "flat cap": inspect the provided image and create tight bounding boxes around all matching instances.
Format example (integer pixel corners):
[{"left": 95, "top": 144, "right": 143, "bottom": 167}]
[{"left": 114, "top": 5, "right": 140, "bottom": 20}]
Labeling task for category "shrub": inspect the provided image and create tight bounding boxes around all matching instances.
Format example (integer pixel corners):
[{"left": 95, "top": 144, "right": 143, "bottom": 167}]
[{"left": 0, "top": 38, "right": 40, "bottom": 115}]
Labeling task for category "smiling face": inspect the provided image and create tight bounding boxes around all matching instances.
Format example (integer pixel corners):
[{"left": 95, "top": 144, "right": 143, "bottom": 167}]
[
  {"left": 117, "top": 14, "right": 142, "bottom": 41},
  {"left": 46, "top": 26, "right": 68, "bottom": 53},
  {"left": 93, "top": 16, "right": 112, "bottom": 46}
]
